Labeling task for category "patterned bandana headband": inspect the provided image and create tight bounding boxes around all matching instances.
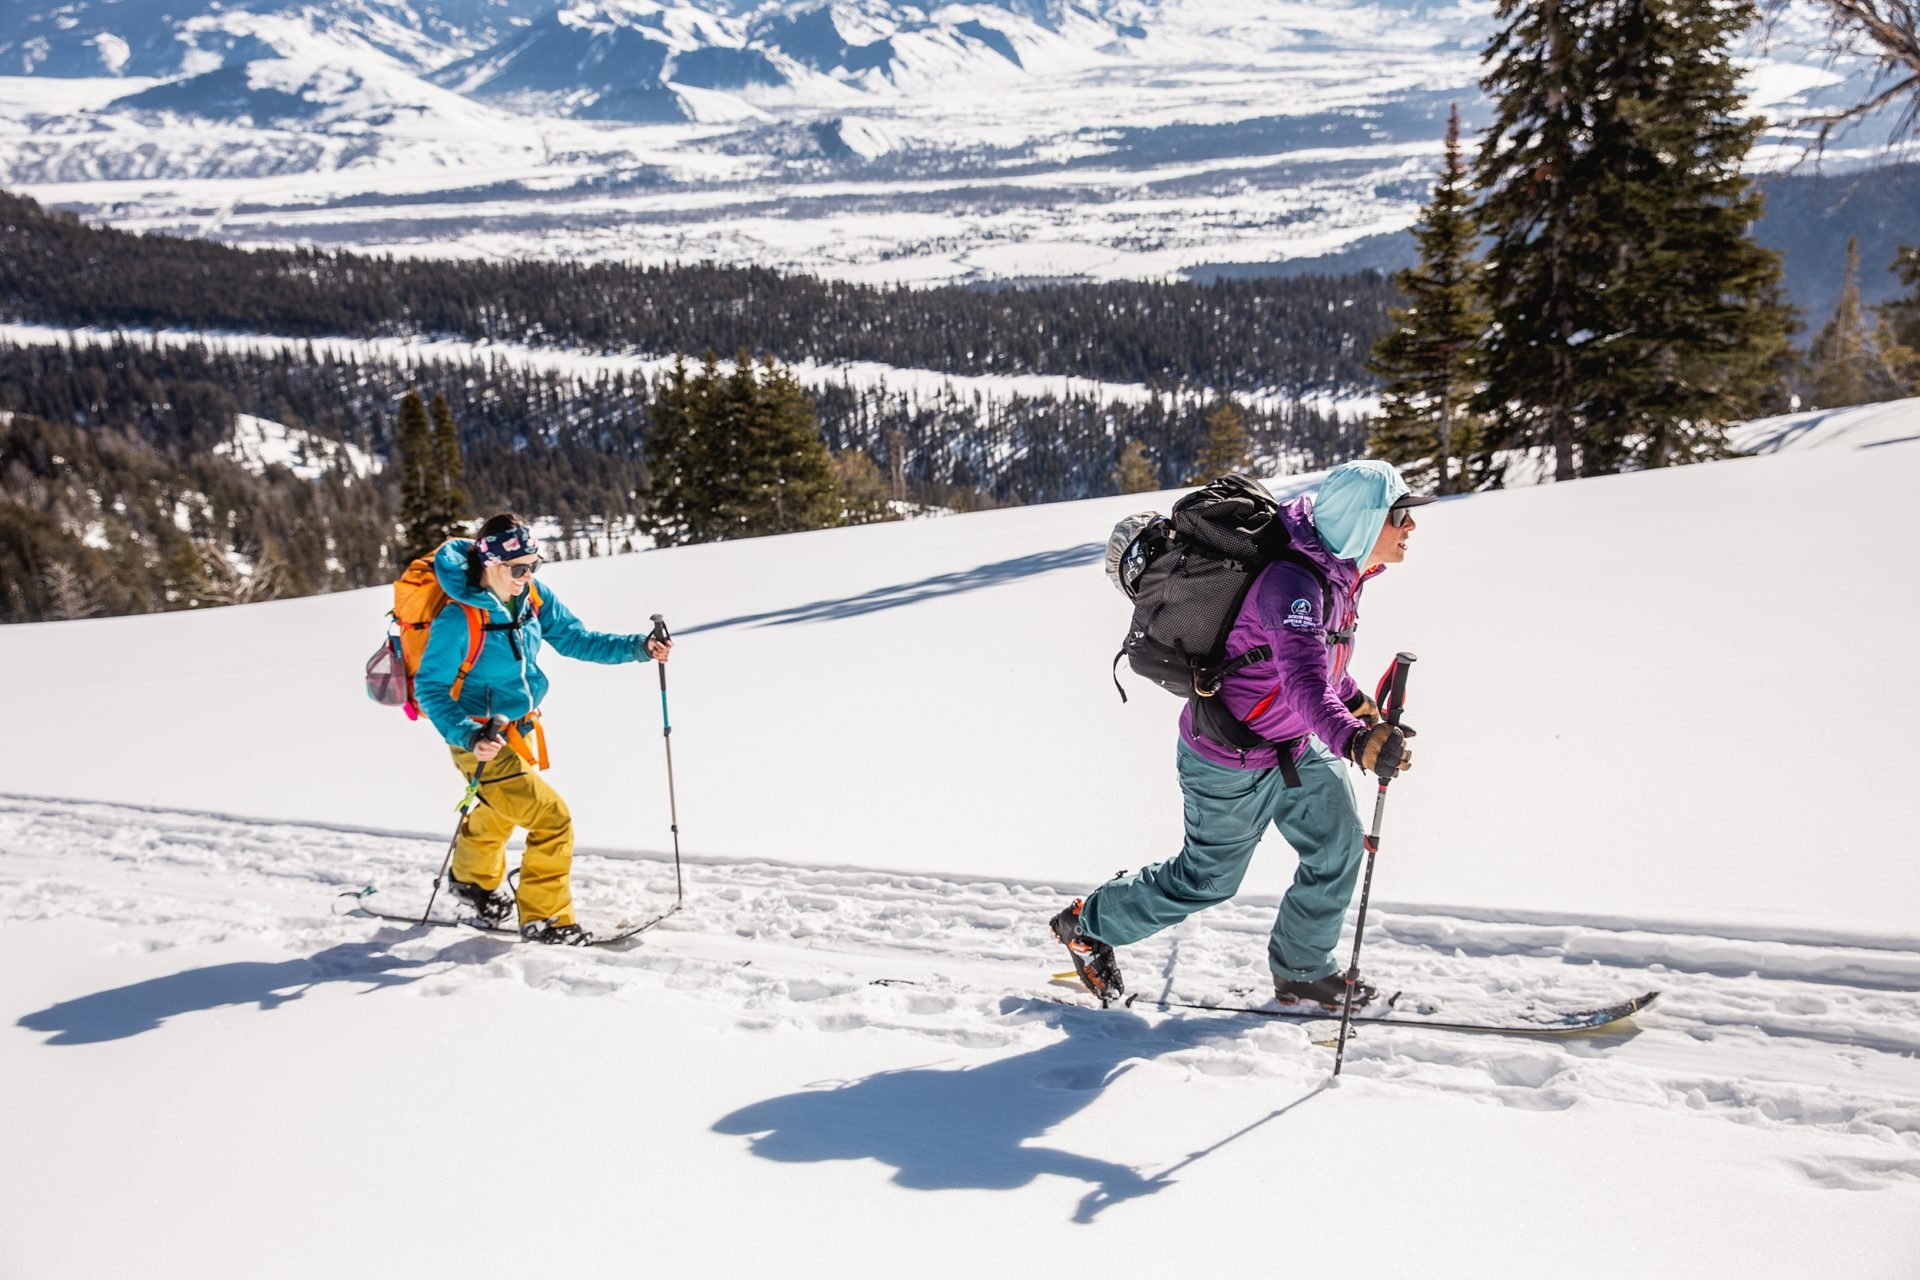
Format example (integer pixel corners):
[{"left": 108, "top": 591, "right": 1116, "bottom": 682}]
[{"left": 476, "top": 525, "right": 540, "bottom": 565}]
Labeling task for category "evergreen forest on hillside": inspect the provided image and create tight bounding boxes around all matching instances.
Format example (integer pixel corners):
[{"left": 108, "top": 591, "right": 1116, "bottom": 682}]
[
  {"left": 0, "top": 188, "right": 1382, "bottom": 622},
  {"left": 0, "top": 190, "right": 1394, "bottom": 393},
  {"left": 0, "top": 332, "right": 1360, "bottom": 622}
]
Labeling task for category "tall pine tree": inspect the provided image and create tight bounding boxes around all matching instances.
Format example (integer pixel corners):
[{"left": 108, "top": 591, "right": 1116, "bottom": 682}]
[
  {"left": 637, "top": 355, "right": 842, "bottom": 546},
  {"left": 1368, "top": 103, "right": 1485, "bottom": 494},
  {"left": 1473, "top": 0, "right": 1598, "bottom": 484},
  {"left": 1880, "top": 246, "right": 1920, "bottom": 394},
  {"left": 394, "top": 388, "right": 439, "bottom": 560},
  {"left": 1114, "top": 438, "right": 1159, "bottom": 494},
  {"left": 1577, "top": 0, "right": 1789, "bottom": 470},
  {"left": 1807, "top": 236, "right": 1887, "bottom": 407},
  {"left": 1189, "top": 401, "right": 1253, "bottom": 480},
  {"left": 1473, "top": 0, "right": 1788, "bottom": 482},
  {"left": 428, "top": 392, "right": 469, "bottom": 537}
]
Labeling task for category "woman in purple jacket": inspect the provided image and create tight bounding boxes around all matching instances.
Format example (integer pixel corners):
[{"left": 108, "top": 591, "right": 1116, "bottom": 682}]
[{"left": 1052, "top": 460, "right": 1429, "bottom": 1010}]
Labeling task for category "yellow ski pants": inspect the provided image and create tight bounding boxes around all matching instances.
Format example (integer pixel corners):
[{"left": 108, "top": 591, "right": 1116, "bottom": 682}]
[{"left": 448, "top": 746, "right": 576, "bottom": 927}]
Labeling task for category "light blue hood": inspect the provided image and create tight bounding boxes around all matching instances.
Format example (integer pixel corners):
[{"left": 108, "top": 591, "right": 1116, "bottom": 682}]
[{"left": 1310, "top": 460, "right": 1412, "bottom": 565}]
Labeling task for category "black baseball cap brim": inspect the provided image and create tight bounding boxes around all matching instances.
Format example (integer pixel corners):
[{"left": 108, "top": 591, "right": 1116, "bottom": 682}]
[{"left": 1390, "top": 493, "right": 1438, "bottom": 510}]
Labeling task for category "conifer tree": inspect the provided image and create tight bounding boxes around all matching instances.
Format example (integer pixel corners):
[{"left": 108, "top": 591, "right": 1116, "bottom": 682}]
[
  {"left": 738, "top": 356, "right": 842, "bottom": 538},
  {"left": 428, "top": 392, "right": 469, "bottom": 538},
  {"left": 832, "top": 450, "right": 894, "bottom": 524},
  {"left": 394, "top": 389, "right": 439, "bottom": 559},
  {"left": 1808, "top": 237, "right": 1881, "bottom": 407},
  {"left": 38, "top": 561, "right": 100, "bottom": 620},
  {"left": 638, "top": 355, "right": 842, "bottom": 546},
  {"left": 1578, "top": 0, "right": 1790, "bottom": 470},
  {"left": 1368, "top": 103, "right": 1485, "bottom": 494},
  {"left": 1190, "top": 401, "right": 1253, "bottom": 480},
  {"left": 163, "top": 540, "right": 210, "bottom": 608},
  {"left": 1114, "top": 438, "right": 1159, "bottom": 493},
  {"left": 1472, "top": 0, "right": 1789, "bottom": 481},
  {"left": 1472, "top": 0, "right": 1598, "bottom": 484},
  {"left": 1880, "top": 246, "right": 1920, "bottom": 394}
]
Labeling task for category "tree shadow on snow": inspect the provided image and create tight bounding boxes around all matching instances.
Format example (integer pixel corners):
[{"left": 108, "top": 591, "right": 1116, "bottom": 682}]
[
  {"left": 678, "top": 543, "right": 1104, "bottom": 635},
  {"left": 15, "top": 937, "right": 441, "bottom": 1045},
  {"left": 712, "top": 998, "right": 1322, "bottom": 1223}
]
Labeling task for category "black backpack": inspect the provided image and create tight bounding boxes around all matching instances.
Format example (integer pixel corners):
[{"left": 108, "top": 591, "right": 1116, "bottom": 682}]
[{"left": 1106, "top": 474, "right": 1344, "bottom": 759}]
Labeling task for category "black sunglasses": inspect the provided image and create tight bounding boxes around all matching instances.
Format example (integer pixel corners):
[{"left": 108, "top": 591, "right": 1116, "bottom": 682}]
[
  {"left": 506, "top": 561, "right": 540, "bottom": 580},
  {"left": 1387, "top": 507, "right": 1416, "bottom": 528}
]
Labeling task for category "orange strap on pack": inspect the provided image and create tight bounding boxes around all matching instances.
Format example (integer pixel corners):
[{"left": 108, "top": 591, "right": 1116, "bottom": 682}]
[
  {"left": 472, "top": 711, "right": 550, "bottom": 771},
  {"left": 504, "top": 714, "right": 550, "bottom": 771},
  {"left": 447, "top": 604, "right": 489, "bottom": 703}
]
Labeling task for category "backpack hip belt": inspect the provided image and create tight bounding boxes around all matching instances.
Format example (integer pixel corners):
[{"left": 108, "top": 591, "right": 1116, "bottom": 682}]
[{"left": 471, "top": 710, "right": 550, "bottom": 771}]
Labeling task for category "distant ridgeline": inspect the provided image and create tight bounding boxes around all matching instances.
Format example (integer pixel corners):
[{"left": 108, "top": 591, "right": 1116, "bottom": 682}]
[{"left": 0, "top": 190, "right": 1385, "bottom": 622}]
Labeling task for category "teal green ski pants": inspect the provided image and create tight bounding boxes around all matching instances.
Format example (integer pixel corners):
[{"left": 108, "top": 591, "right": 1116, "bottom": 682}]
[{"left": 1080, "top": 739, "right": 1367, "bottom": 982}]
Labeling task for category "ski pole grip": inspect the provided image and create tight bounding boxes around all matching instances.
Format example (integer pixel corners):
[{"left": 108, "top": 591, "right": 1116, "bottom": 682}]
[
  {"left": 1385, "top": 652, "right": 1416, "bottom": 726},
  {"left": 649, "top": 613, "right": 672, "bottom": 644}
]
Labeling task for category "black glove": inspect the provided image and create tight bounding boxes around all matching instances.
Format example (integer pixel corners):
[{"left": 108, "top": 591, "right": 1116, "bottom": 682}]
[
  {"left": 1344, "top": 690, "right": 1381, "bottom": 726},
  {"left": 1345, "top": 722, "right": 1415, "bottom": 780}
]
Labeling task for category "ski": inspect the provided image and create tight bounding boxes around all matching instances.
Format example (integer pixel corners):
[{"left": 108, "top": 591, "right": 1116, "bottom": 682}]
[
  {"left": 338, "top": 887, "right": 674, "bottom": 948},
  {"left": 1132, "top": 988, "right": 1660, "bottom": 1036}
]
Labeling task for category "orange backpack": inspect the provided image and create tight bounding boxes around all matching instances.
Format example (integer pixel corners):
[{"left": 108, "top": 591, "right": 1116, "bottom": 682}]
[{"left": 366, "top": 541, "right": 542, "bottom": 721}]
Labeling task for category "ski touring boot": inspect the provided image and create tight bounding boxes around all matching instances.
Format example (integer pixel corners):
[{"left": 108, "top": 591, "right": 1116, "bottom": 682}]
[
  {"left": 520, "top": 919, "right": 594, "bottom": 946},
  {"left": 446, "top": 873, "right": 514, "bottom": 925},
  {"left": 1050, "top": 898, "right": 1124, "bottom": 1006},
  {"left": 1274, "top": 972, "right": 1379, "bottom": 1013}
]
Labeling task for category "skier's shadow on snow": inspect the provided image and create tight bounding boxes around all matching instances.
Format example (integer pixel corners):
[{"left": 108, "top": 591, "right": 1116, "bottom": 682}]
[
  {"left": 15, "top": 939, "right": 439, "bottom": 1045},
  {"left": 678, "top": 543, "right": 1105, "bottom": 634},
  {"left": 713, "top": 998, "right": 1317, "bottom": 1223}
]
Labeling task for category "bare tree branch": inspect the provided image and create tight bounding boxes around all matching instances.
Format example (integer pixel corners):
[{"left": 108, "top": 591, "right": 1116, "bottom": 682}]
[{"left": 1787, "top": 0, "right": 1920, "bottom": 147}]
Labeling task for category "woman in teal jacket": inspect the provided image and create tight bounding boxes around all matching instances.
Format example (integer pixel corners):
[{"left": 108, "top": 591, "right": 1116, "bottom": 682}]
[{"left": 415, "top": 512, "right": 670, "bottom": 944}]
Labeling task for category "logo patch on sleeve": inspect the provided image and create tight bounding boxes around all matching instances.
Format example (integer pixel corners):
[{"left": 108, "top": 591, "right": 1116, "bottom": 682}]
[{"left": 1283, "top": 598, "right": 1319, "bottom": 631}]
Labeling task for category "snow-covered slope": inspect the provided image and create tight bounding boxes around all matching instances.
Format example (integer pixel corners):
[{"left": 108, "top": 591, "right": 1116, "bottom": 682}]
[
  {"left": 3, "top": 401, "right": 1918, "bottom": 1276},
  {"left": 6, "top": 400, "right": 1918, "bottom": 931}
]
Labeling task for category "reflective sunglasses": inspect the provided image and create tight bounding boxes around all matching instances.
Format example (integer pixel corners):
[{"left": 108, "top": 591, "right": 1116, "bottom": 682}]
[{"left": 1387, "top": 506, "right": 1416, "bottom": 528}]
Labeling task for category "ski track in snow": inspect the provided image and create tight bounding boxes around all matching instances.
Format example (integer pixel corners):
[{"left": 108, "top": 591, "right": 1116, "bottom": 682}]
[{"left": 6, "top": 792, "right": 1918, "bottom": 1189}]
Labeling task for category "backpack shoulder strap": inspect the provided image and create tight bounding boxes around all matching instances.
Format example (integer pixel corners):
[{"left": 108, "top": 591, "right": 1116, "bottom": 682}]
[{"left": 448, "top": 603, "right": 489, "bottom": 703}]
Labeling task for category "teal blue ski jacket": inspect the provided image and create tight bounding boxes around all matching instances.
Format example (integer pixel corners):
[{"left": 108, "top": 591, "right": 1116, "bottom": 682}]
[{"left": 414, "top": 539, "right": 648, "bottom": 749}]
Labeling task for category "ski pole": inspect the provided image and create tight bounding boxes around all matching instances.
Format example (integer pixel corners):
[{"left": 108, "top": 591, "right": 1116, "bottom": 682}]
[
  {"left": 420, "top": 716, "right": 505, "bottom": 925},
  {"left": 1334, "top": 651, "right": 1416, "bottom": 1078},
  {"left": 649, "top": 613, "right": 685, "bottom": 906}
]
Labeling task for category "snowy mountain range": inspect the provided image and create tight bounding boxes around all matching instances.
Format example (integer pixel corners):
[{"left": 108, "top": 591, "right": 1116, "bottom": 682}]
[
  {"left": 4, "top": 0, "right": 1140, "bottom": 121},
  {"left": 0, "top": 0, "right": 1909, "bottom": 293}
]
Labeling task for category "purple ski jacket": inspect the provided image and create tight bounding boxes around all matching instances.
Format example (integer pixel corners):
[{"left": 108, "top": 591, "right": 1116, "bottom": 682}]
[{"left": 1178, "top": 495, "right": 1380, "bottom": 770}]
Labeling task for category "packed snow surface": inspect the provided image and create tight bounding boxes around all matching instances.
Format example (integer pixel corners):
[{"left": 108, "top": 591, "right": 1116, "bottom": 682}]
[{"left": 3, "top": 399, "right": 1918, "bottom": 1274}]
